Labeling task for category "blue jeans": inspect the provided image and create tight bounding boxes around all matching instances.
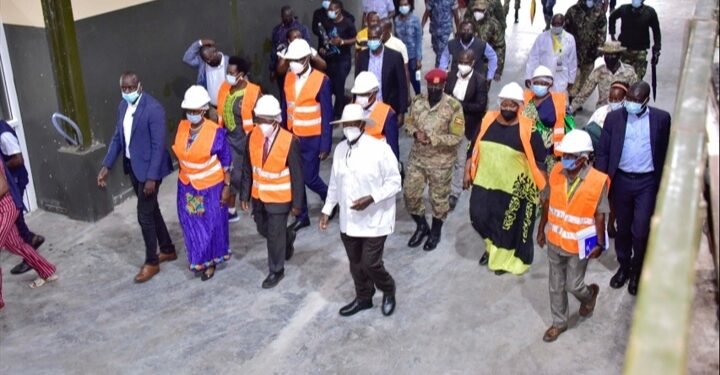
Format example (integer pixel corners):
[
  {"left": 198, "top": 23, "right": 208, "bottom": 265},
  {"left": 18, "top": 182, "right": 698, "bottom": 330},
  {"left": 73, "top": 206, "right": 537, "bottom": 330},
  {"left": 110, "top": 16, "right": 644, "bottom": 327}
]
[
  {"left": 407, "top": 57, "right": 421, "bottom": 95},
  {"left": 297, "top": 135, "right": 328, "bottom": 222},
  {"left": 541, "top": 0, "right": 556, "bottom": 21},
  {"left": 326, "top": 58, "right": 352, "bottom": 118}
]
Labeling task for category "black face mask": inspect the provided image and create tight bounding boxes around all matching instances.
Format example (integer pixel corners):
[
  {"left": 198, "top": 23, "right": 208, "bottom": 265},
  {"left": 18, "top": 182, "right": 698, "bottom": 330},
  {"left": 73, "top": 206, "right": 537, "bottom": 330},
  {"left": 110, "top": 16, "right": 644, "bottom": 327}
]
[
  {"left": 500, "top": 109, "right": 517, "bottom": 121},
  {"left": 604, "top": 55, "right": 619, "bottom": 69},
  {"left": 428, "top": 88, "right": 443, "bottom": 105},
  {"left": 460, "top": 33, "right": 473, "bottom": 44}
]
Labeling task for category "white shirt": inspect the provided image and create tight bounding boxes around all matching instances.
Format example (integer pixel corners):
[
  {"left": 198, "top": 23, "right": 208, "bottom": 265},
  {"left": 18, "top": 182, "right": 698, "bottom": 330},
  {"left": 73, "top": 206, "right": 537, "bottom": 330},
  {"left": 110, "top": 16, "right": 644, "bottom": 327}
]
[
  {"left": 587, "top": 104, "right": 611, "bottom": 128},
  {"left": 322, "top": 134, "right": 402, "bottom": 237},
  {"left": 525, "top": 30, "right": 578, "bottom": 94},
  {"left": 452, "top": 70, "right": 472, "bottom": 101},
  {"left": 123, "top": 94, "right": 142, "bottom": 159},
  {"left": 294, "top": 67, "right": 313, "bottom": 98},
  {"left": 0, "top": 132, "right": 21, "bottom": 157},
  {"left": 384, "top": 36, "right": 409, "bottom": 64},
  {"left": 205, "top": 57, "right": 226, "bottom": 106}
]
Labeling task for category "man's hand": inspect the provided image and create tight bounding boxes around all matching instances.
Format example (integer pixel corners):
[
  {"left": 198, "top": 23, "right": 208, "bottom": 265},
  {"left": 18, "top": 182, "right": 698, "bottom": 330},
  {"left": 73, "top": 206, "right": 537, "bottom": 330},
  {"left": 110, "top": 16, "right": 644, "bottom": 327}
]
[
  {"left": 221, "top": 186, "right": 230, "bottom": 206},
  {"left": 319, "top": 152, "right": 329, "bottom": 161},
  {"left": 415, "top": 131, "right": 429, "bottom": 145},
  {"left": 651, "top": 50, "right": 660, "bottom": 65},
  {"left": 536, "top": 229, "right": 546, "bottom": 248},
  {"left": 291, "top": 207, "right": 301, "bottom": 217},
  {"left": 319, "top": 214, "right": 329, "bottom": 230},
  {"left": 201, "top": 38, "right": 215, "bottom": 46},
  {"left": 143, "top": 180, "right": 157, "bottom": 196},
  {"left": 97, "top": 166, "right": 109, "bottom": 188},
  {"left": 588, "top": 245, "right": 603, "bottom": 259},
  {"left": 351, "top": 196, "right": 374, "bottom": 211},
  {"left": 240, "top": 201, "right": 250, "bottom": 212},
  {"left": 330, "top": 37, "right": 342, "bottom": 46}
]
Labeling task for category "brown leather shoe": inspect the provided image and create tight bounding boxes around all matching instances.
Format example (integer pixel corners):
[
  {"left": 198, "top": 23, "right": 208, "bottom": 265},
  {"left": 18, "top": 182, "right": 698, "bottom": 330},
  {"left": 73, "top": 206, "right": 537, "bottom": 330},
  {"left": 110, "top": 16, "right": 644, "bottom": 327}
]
[
  {"left": 543, "top": 326, "right": 567, "bottom": 342},
  {"left": 158, "top": 252, "right": 178, "bottom": 263},
  {"left": 579, "top": 284, "right": 600, "bottom": 317},
  {"left": 134, "top": 264, "right": 160, "bottom": 283}
]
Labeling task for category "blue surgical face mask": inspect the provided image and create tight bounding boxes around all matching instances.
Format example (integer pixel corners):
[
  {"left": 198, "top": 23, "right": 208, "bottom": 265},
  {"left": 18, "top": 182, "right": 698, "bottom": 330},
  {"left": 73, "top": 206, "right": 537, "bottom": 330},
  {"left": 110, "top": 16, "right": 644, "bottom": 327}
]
[
  {"left": 608, "top": 101, "right": 624, "bottom": 111},
  {"left": 186, "top": 113, "right": 203, "bottom": 124},
  {"left": 399, "top": 5, "right": 411, "bottom": 15},
  {"left": 551, "top": 26, "right": 563, "bottom": 35},
  {"left": 631, "top": 0, "right": 642, "bottom": 8},
  {"left": 624, "top": 100, "right": 645, "bottom": 115},
  {"left": 367, "top": 39, "right": 382, "bottom": 51},
  {"left": 561, "top": 157, "right": 578, "bottom": 170},
  {"left": 585, "top": 0, "right": 594, "bottom": 8},
  {"left": 122, "top": 90, "right": 140, "bottom": 104},
  {"left": 322, "top": 1, "right": 331, "bottom": 9},
  {"left": 226, "top": 74, "right": 238, "bottom": 85},
  {"left": 532, "top": 84, "right": 549, "bottom": 97},
  {"left": 327, "top": 10, "right": 337, "bottom": 19}
]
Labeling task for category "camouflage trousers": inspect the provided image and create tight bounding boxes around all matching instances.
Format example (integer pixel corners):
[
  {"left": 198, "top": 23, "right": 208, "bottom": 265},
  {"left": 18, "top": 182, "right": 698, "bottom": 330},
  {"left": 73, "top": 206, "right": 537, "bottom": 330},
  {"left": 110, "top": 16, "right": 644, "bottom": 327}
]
[
  {"left": 403, "top": 161, "right": 453, "bottom": 220},
  {"left": 620, "top": 49, "right": 648, "bottom": 80},
  {"left": 503, "top": 0, "right": 521, "bottom": 15},
  {"left": 430, "top": 26, "right": 453, "bottom": 67},
  {"left": 570, "top": 62, "right": 595, "bottom": 98}
]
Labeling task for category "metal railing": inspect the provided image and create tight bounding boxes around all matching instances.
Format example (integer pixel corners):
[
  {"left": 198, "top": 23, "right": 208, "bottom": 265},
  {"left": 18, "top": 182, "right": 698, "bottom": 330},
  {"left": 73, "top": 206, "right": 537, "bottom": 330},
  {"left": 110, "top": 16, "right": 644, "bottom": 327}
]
[{"left": 623, "top": 0, "right": 718, "bottom": 373}]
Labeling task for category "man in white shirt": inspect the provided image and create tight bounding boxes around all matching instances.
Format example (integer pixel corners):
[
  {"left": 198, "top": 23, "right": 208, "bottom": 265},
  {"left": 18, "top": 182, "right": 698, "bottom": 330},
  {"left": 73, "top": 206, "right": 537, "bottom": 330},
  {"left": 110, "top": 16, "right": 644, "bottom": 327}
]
[
  {"left": 182, "top": 38, "right": 228, "bottom": 120},
  {"left": 320, "top": 104, "right": 401, "bottom": 317},
  {"left": 526, "top": 14, "right": 578, "bottom": 94}
]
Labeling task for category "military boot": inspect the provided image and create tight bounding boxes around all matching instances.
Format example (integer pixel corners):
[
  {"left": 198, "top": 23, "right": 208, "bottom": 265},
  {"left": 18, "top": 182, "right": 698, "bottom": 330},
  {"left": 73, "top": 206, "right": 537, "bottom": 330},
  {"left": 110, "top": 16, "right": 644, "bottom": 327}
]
[
  {"left": 408, "top": 215, "right": 430, "bottom": 248},
  {"left": 423, "top": 218, "right": 444, "bottom": 251}
]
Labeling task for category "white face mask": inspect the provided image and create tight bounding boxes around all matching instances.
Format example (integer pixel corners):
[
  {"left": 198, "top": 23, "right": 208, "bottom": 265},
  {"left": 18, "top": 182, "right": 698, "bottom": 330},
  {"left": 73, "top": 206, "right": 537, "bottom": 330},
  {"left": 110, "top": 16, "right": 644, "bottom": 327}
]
[
  {"left": 289, "top": 61, "right": 306, "bottom": 75},
  {"left": 259, "top": 123, "right": 275, "bottom": 136},
  {"left": 355, "top": 95, "right": 371, "bottom": 108},
  {"left": 343, "top": 126, "right": 362, "bottom": 142},
  {"left": 473, "top": 11, "right": 485, "bottom": 21},
  {"left": 458, "top": 64, "right": 473, "bottom": 76}
]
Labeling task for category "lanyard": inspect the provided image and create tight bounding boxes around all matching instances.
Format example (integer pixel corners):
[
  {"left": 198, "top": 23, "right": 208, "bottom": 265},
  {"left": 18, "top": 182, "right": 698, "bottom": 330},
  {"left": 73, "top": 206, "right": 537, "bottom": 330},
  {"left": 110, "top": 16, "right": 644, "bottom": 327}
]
[{"left": 567, "top": 176, "right": 581, "bottom": 201}]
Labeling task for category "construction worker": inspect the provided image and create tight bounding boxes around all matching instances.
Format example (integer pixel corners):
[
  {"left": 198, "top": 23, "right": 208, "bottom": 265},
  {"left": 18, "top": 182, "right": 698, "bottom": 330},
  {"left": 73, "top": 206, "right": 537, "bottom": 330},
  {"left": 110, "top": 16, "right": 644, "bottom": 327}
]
[
  {"left": 537, "top": 129, "right": 608, "bottom": 342},
  {"left": 523, "top": 65, "right": 569, "bottom": 163},
  {"left": 350, "top": 71, "right": 400, "bottom": 160}
]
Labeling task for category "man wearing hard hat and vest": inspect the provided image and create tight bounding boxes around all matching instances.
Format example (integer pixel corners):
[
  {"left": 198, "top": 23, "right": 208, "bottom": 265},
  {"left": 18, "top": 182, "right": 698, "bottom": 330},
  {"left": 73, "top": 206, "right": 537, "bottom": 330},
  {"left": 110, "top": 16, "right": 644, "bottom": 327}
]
[
  {"left": 523, "top": 65, "right": 571, "bottom": 164},
  {"left": 240, "top": 95, "right": 304, "bottom": 289},
  {"left": 350, "top": 71, "right": 400, "bottom": 160},
  {"left": 536, "top": 129, "right": 608, "bottom": 343},
  {"left": 280, "top": 39, "right": 334, "bottom": 232}
]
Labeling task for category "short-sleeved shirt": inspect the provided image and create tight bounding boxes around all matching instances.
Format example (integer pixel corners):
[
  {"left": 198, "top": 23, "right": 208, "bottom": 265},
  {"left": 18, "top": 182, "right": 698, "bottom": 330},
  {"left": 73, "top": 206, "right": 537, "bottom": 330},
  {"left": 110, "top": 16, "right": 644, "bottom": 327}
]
[
  {"left": 0, "top": 132, "right": 21, "bottom": 157},
  {"left": 324, "top": 18, "right": 357, "bottom": 62},
  {"left": 384, "top": 35, "right": 409, "bottom": 64}
]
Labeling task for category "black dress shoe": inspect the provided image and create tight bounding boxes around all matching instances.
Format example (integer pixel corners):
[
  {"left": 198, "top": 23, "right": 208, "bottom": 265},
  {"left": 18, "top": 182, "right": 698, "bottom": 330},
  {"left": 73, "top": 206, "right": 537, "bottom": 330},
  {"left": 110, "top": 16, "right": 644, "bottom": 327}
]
[
  {"left": 285, "top": 230, "right": 296, "bottom": 261},
  {"left": 262, "top": 269, "right": 285, "bottom": 289},
  {"left": 10, "top": 261, "right": 32, "bottom": 275},
  {"left": 494, "top": 270, "right": 507, "bottom": 276},
  {"left": 423, "top": 218, "right": 443, "bottom": 251},
  {"left": 448, "top": 195, "right": 458, "bottom": 211},
  {"left": 381, "top": 295, "right": 396, "bottom": 316},
  {"left": 408, "top": 215, "right": 430, "bottom": 248},
  {"left": 610, "top": 268, "right": 630, "bottom": 289},
  {"left": 339, "top": 299, "right": 373, "bottom": 317},
  {"left": 479, "top": 252, "right": 489, "bottom": 266},
  {"left": 288, "top": 219, "right": 310, "bottom": 232},
  {"left": 32, "top": 235, "right": 45, "bottom": 249},
  {"left": 628, "top": 274, "right": 640, "bottom": 296}
]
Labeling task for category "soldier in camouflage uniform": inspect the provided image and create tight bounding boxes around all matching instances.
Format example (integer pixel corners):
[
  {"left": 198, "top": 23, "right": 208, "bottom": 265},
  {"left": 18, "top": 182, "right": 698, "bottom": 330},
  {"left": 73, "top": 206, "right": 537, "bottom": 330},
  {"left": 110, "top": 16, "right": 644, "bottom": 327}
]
[
  {"left": 465, "top": 0, "right": 506, "bottom": 80},
  {"left": 503, "top": 0, "right": 521, "bottom": 23},
  {"left": 424, "top": 0, "right": 461, "bottom": 67},
  {"left": 404, "top": 69, "right": 465, "bottom": 251},
  {"left": 466, "top": 0, "right": 506, "bottom": 30},
  {"left": 608, "top": 1, "right": 661, "bottom": 80},
  {"left": 570, "top": 41, "right": 638, "bottom": 113},
  {"left": 564, "top": 0, "right": 607, "bottom": 100}
]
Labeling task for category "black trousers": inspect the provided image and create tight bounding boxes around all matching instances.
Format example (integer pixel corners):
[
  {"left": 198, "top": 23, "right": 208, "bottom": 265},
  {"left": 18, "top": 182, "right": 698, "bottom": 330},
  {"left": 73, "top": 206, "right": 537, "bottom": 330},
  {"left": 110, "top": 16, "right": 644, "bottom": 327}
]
[
  {"left": 340, "top": 233, "right": 396, "bottom": 301},
  {"left": 253, "top": 201, "right": 289, "bottom": 274},
  {"left": 127, "top": 161, "right": 175, "bottom": 265}
]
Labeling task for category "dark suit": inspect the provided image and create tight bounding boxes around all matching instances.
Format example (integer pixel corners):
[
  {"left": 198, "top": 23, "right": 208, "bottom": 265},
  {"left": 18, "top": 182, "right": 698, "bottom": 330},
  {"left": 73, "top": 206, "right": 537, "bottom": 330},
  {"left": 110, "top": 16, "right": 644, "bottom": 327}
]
[
  {"left": 102, "top": 93, "right": 175, "bottom": 265},
  {"left": 356, "top": 47, "right": 409, "bottom": 115},
  {"left": 444, "top": 70, "right": 488, "bottom": 141},
  {"left": 240, "top": 128, "right": 305, "bottom": 274},
  {"left": 596, "top": 106, "right": 671, "bottom": 274}
]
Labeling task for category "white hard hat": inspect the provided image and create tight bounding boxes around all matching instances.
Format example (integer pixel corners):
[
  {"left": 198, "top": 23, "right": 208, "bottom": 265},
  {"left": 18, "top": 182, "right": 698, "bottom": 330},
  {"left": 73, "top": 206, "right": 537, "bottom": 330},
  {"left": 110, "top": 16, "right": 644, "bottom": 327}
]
[
  {"left": 351, "top": 71, "right": 380, "bottom": 94},
  {"left": 282, "top": 39, "right": 312, "bottom": 60},
  {"left": 532, "top": 65, "right": 554, "bottom": 81},
  {"left": 254, "top": 95, "right": 282, "bottom": 117},
  {"left": 181, "top": 85, "right": 211, "bottom": 109},
  {"left": 498, "top": 82, "right": 524, "bottom": 104},
  {"left": 556, "top": 129, "right": 594, "bottom": 154},
  {"left": 330, "top": 104, "right": 376, "bottom": 127}
]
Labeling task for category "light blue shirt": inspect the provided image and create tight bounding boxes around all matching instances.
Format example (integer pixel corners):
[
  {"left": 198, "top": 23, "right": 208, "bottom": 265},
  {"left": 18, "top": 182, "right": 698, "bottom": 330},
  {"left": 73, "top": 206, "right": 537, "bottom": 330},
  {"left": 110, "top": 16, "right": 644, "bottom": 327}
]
[
  {"left": 438, "top": 38, "right": 497, "bottom": 80},
  {"left": 369, "top": 48, "right": 384, "bottom": 101},
  {"left": 619, "top": 109, "right": 654, "bottom": 173}
]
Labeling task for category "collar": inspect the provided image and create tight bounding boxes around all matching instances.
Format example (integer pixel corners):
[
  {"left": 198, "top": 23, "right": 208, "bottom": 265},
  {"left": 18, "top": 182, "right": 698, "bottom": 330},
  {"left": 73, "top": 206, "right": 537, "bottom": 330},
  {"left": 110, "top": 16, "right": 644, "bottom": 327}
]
[
  {"left": 629, "top": 107, "right": 650, "bottom": 120},
  {"left": 129, "top": 94, "right": 143, "bottom": 108},
  {"left": 425, "top": 93, "right": 446, "bottom": 110},
  {"left": 370, "top": 47, "right": 385, "bottom": 58},
  {"left": 456, "top": 70, "right": 473, "bottom": 80}
]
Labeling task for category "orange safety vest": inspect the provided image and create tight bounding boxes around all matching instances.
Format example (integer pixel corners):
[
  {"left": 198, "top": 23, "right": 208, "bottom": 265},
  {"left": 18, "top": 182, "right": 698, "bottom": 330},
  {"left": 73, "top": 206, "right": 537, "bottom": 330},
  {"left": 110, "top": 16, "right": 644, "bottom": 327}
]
[
  {"left": 366, "top": 102, "right": 392, "bottom": 140},
  {"left": 172, "top": 119, "right": 225, "bottom": 190},
  {"left": 284, "top": 70, "right": 325, "bottom": 137},
  {"left": 547, "top": 163, "right": 608, "bottom": 254},
  {"left": 523, "top": 90, "right": 566, "bottom": 157},
  {"left": 467, "top": 111, "right": 547, "bottom": 191},
  {"left": 249, "top": 127, "right": 293, "bottom": 203},
  {"left": 217, "top": 81, "right": 261, "bottom": 134}
]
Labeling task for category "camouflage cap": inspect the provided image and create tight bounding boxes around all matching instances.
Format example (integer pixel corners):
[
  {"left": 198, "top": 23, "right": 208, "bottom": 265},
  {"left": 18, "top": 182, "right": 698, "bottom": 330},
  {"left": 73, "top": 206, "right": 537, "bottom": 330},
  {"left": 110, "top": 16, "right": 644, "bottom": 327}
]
[
  {"left": 471, "top": 0, "right": 490, "bottom": 10},
  {"left": 598, "top": 41, "right": 627, "bottom": 54}
]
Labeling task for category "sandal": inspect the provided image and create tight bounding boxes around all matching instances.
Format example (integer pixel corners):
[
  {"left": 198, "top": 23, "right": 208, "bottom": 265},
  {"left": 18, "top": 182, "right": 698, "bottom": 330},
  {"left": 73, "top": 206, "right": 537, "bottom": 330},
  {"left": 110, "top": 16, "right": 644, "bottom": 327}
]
[
  {"left": 201, "top": 266, "right": 215, "bottom": 282},
  {"left": 29, "top": 274, "right": 58, "bottom": 289}
]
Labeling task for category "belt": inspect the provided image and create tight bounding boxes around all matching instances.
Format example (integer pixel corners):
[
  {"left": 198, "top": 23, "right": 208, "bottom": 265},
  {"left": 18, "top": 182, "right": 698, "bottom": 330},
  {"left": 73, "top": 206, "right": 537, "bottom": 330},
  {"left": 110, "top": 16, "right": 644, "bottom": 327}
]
[{"left": 618, "top": 169, "right": 654, "bottom": 179}]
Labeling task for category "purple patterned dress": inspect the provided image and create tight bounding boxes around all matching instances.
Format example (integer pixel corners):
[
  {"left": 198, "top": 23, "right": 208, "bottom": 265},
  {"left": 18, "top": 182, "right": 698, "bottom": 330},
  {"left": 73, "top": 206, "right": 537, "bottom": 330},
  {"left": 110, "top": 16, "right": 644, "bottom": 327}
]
[{"left": 176, "top": 126, "right": 232, "bottom": 271}]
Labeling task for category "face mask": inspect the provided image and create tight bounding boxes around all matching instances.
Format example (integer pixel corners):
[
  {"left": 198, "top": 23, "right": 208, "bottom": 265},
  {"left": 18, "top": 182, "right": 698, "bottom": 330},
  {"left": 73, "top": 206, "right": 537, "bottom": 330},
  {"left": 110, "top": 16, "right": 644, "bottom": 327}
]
[
  {"left": 322, "top": 1, "right": 331, "bottom": 9},
  {"left": 473, "top": 11, "right": 485, "bottom": 21},
  {"left": 355, "top": 95, "right": 372, "bottom": 108},
  {"left": 604, "top": 55, "right": 619, "bottom": 68},
  {"left": 122, "top": 90, "right": 140, "bottom": 104},
  {"left": 551, "top": 26, "right": 563, "bottom": 35},
  {"left": 186, "top": 113, "right": 203, "bottom": 124},
  {"left": 585, "top": 0, "right": 595, "bottom": 8},
  {"left": 226, "top": 74, "right": 238, "bottom": 85},
  {"left": 399, "top": 5, "right": 411, "bottom": 15},
  {"left": 624, "top": 100, "right": 646, "bottom": 115},
  {"left": 259, "top": 123, "right": 275, "bottom": 136},
  {"left": 608, "top": 101, "right": 624, "bottom": 111},
  {"left": 427, "top": 88, "right": 443, "bottom": 104},
  {"left": 367, "top": 39, "right": 382, "bottom": 51},
  {"left": 501, "top": 109, "right": 517, "bottom": 121},
  {"left": 289, "top": 61, "right": 306, "bottom": 75},
  {"left": 561, "top": 157, "right": 578, "bottom": 170},
  {"left": 327, "top": 10, "right": 337, "bottom": 19},
  {"left": 532, "top": 84, "right": 549, "bottom": 97},
  {"left": 631, "top": 0, "right": 642, "bottom": 8},
  {"left": 343, "top": 126, "right": 362, "bottom": 142},
  {"left": 458, "top": 64, "right": 473, "bottom": 76},
  {"left": 460, "top": 33, "right": 473, "bottom": 44}
]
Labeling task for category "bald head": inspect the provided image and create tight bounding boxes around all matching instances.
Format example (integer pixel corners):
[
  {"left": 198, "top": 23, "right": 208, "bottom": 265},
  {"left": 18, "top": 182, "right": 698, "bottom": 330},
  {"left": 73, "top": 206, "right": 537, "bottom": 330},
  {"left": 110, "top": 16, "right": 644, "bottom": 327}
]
[
  {"left": 627, "top": 81, "right": 651, "bottom": 102},
  {"left": 551, "top": 14, "right": 565, "bottom": 27}
]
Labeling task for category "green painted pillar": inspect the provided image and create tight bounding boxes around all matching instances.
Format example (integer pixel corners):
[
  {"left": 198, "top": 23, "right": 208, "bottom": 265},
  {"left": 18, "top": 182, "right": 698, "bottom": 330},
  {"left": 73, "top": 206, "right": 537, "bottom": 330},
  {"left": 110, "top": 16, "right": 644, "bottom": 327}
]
[{"left": 41, "top": 0, "right": 91, "bottom": 148}]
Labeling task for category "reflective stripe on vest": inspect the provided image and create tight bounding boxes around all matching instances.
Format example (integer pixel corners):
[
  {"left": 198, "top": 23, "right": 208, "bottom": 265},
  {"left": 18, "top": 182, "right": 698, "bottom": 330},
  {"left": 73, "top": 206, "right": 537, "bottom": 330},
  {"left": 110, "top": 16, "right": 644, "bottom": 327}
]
[
  {"left": 366, "top": 102, "right": 391, "bottom": 140},
  {"left": 284, "top": 70, "right": 325, "bottom": 137},
  {"left": 546, "top": 163, "right": 608, "bottom": 253},
  {"left": 467, "top": 111, "right": 547, "bottom": 191},
  {"left": 249, "top": 128, "right": 293, "bottom": 203},
  {"left": 523, "top": 90, "right": 567, "bottom": 157},
  {"left": 217, "top": 82, "right": 261, "bottom": 134},
  {"left": 172, "top": 119, "right": 225, "bottom": 190}
]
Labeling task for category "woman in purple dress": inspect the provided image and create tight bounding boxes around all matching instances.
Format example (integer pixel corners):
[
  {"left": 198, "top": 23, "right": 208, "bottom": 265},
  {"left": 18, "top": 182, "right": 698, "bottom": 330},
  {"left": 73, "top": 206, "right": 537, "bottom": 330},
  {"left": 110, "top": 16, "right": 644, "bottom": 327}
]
[{"left": 172, "top": 86, "right": 232, "bottom": 281}]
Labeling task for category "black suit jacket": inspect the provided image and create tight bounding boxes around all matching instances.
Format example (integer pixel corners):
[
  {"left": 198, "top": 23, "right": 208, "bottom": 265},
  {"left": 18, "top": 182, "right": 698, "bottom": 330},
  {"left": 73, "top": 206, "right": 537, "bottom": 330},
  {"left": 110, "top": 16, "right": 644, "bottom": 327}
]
[
  {"left": 444, "top": 71, "right": 488, "bottom": 141},
  {"left": 356, "top": 47, "right": 408, "bottom": 114},
  {"left": 595, "top": 106, "right": 671, "bottom": 187}
]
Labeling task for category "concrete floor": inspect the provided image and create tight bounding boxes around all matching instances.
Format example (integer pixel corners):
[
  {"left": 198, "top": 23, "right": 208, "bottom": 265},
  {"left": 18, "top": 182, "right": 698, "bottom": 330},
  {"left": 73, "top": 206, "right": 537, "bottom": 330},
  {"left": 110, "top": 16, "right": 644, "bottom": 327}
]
[{"left": 1, "top": 1, "right": 717, "bottom": 374}]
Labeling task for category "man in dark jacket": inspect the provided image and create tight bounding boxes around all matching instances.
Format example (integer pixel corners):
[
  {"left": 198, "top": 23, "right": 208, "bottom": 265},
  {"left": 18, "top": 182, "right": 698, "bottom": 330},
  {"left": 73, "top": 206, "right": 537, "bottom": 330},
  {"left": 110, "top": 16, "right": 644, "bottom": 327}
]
[{"left": 609, "top": 0, "right": 661, "bottom": 79}]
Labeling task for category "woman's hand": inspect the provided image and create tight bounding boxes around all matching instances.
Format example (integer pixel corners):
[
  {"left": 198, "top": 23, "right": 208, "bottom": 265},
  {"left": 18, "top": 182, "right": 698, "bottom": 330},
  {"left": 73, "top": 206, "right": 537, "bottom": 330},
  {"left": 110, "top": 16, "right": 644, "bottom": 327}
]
[{"left": 221, "top": 185, "right": 230, "bottom": 206}]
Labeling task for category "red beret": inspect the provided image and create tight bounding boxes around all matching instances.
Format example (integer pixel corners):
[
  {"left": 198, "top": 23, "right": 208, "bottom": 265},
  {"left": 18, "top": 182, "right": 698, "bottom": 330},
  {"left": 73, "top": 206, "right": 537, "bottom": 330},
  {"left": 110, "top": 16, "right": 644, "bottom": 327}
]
[{"left": 424, "top": 68, "right": 448, "bottom": 84}]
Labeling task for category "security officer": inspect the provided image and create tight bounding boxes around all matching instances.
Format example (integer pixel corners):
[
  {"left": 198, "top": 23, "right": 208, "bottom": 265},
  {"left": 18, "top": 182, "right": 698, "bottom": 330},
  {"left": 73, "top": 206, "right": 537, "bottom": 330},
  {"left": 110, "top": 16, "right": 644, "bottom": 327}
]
[
  {"left": 564, "top": 0, "right": 607, "bottom": 101},
  {"left": 351, "top": 71, "right": 400, "bottom": 161},
  {"left": 404, "top": 69, "right": 465, "bottom": 251},
  {"left": 464, "top": 0, "right": 506, "bottom": 81},
  {"left": 423, "top": 0, "right": 461, "bottom": 68},
  {"left": 608, "top": 0, "right": 661, "bottom": 80}
]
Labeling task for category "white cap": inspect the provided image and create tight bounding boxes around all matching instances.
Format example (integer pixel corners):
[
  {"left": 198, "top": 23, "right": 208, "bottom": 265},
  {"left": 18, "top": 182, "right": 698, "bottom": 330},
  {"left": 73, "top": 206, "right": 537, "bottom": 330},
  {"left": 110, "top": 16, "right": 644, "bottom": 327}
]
[
  {"left": 556, "top": 129, "right": 594, "bottom": 154},
  {"left": 532, "top": 65, "right": 554, "bottom": 81},
  {"left": 498, "top": 82, "right": 524, "bottom": 104},
  {"left": 330, "top": 104, "right": 376, "bottom": 127},
  {"left": 351, "top": 71, "right": 380, "bottom": 94},
  {"left": 254, "top": 95, "right": 282, "bottom": 117},
  {"left": 282, "top": 39, "right": 312, "bottom": 60},
  {"left": 181, "top": 85, "right": 211, "bottom": 110}
]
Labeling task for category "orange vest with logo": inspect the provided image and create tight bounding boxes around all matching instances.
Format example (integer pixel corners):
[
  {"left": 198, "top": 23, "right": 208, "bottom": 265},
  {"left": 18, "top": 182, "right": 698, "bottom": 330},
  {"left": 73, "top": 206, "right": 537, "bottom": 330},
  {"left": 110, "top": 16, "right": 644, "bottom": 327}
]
[
  {"left": 217, "top": 81, "right": 261, "bottom": 134},
  {"left": 249, "top": 128, "right": 293, "bottom": 203},
  {"left": 523, "top": 90, "right": 566, "bottom": 157},
  {"left": 366, "top": 102, "right": 392, "bottom": 140},
  {"left": 284, "top": 70, "right": 325, "bottom": 137},
  {"left": 547, "top": 163, "right": 608, "bottom": 254},
  {"left": 172, "top": 119, "right": 225, "bottom": 190},
  {"left": 467, "top": 111, "right": 547, "bottom": 191}
]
